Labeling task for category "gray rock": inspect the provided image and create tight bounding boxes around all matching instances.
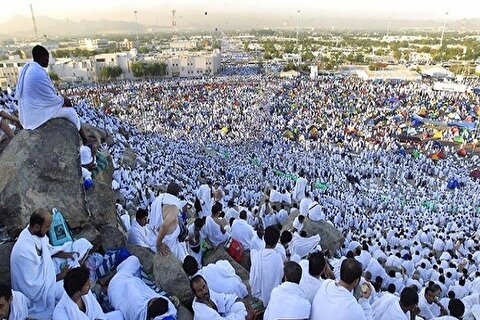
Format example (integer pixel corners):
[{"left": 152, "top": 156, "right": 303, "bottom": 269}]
[
  {"left": 121, "top": 148, "right": 137, "bottom": 168},
  {"left": 281, "top": 212, "right": 345, "bottom": 254},
  {"left": 177, "top": 304, "right": 194, "bottom": 320},
  {"left": 126, "top": 244, "right": 155, "bottom": 274},
  {"left": 99, "top": 224, "right": 126, "bottom": 251},
  {"left": 153, "top": 253, "right": 191, "bottom": 305},
  {"left": 85, "top": 182, "right": 117, "bottom": 227},
  {"left": 82, "top": 124, "right": 111, "bottom": 145},
  {"left": 0, "top": 242, "right": 14, "bottom": 286},
  {"left": 0, "top": 119, "right": 89, "bottom": 237}
]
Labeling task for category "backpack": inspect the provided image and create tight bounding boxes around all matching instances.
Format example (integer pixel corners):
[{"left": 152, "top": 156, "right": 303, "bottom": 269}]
[
  {"left": 225, "top": 237, "right": 244, "bottom": 263},
  {"left": 48, "top": 208, "right": 74, "bottom": 246}
]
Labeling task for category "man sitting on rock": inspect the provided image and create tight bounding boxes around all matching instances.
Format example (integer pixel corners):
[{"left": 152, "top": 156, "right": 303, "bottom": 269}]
[
  {"left": 15, "top": 45, "right": 88, "bottom": 143},
  {"left": 183, "top": 255, "right": 248, "bottom": 298},
  {"left": 10, "top": 208, "right": 92, "bottom": 320},
  {"left": 191, "top": 275, "right": 254, "bottom": 320},
  {"left": 127, "top": 208, "right": 155, "bottom": 252},
  {"left": 0, "top": 283, "right": 30, "bottom": 320},
  {"left": 53, "top": 267, "right": 124, "bottom": 320},
  {"left": 155, "top": 182, "right": 189, "bottom": 262},
  {"left": 108, "top": 256, "right": 177, "bottom": 320}
]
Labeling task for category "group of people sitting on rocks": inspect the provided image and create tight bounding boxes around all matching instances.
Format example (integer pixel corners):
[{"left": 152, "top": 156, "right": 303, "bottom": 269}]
[{"left": 3, "top": 44, "right": 480, "bottom": 320}]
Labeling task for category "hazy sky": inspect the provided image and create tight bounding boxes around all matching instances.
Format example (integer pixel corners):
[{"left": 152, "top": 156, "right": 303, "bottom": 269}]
[{"left": 1, "top": 0, "right": 478, "bottom": 24}]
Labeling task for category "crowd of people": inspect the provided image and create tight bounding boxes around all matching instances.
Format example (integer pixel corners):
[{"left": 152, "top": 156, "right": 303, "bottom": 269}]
[{"left": 2, "top": 44, "right": 480, "bottom": 319}]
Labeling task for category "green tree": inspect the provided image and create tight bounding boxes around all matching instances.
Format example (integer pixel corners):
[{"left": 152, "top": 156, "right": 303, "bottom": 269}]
[
  {"left": 131, "top": 61, "right": 145, "bottom": 77},
  {"left": 48, "top": 71, "right": 59, "bottom": 81},
  {"left": 98, "top": 66, "right": 122, "bottom": 81},
  {"left": 145, "top": 62, "right": 167, "bottom": 76},
  {"left": 302, "top": 50, "right": 314, "bottom": 62}
]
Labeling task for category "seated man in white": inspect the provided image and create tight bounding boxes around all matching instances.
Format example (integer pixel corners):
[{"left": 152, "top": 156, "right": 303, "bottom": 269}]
[
  {"left": 53, "top": 267, "right": 123, "bottom": 320},
  {"left": 231, "top": 210, "right": 255, "bottom": 251},
  {"left": 10, "top": 208, "right": 92, "bottom": 320},
  {"left": 310, "top": 258, "right": 372, "bottom": 320},
  {"left": 15, "top": 45, "right": 87, "bottom": 143},
  {"left": 308, "top": 196, "right": 325, "bottom": 221},
  {"left": 431, "top": 298, "right": 464, "bottom": 320},
  {"left": 127, "top": 208, "right": 155, "bottom": 252},
  {"left": 249, "top": 226, "right": 284, "bottom": 306},
  {"left": 0, "top": 283, "right": 30, "bottom": 320},
  {"left": 183, "top": 255, "right": 248, "bottom": 298},
  {"left": 264, "top": 261, "right": 311, "bottom": 320},
  {"left": 289, "top": 231, "right": 321, "bottom": 259},
  {"left": 108, "top": 256, "right": 176, "bottom": 320},
  {"left": 203, "top": 202, "right": 229, "bottom": 247},
  {"left": 372, "top": 287, "right": 419, "bottom": 320},
  {"left": 190, "top": 275, "right": 254, "bottom": 320},
  {"left": 299, "top": 251, "right": 330, "bottom": 303}
]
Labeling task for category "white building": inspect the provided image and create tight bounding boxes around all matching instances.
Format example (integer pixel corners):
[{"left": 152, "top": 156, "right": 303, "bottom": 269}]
[
  {"left": 94, "top": 52, "right": 134, "bottom": 78},
  {"left": 79, "top": 38, "right": 109, "bottom": 51},
  {"left": 166, "top": 50, "right": 221, "bottom": 77},
  {"left": 170, "top": 40, "right": 197, "bottom": 52},
  {"left": 0, "top": 57, "right": 29, "bottom": 87},
  {"left": 50, "top": 58, "right": 96, "bottom": 82}
]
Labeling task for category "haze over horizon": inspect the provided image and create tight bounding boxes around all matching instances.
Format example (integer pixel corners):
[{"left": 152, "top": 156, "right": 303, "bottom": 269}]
[{"left": 1, "top": 0, "right": 480, "bottom": 37}]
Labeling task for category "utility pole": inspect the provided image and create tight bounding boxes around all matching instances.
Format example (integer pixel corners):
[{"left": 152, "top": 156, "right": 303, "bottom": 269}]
[
  {"left": 296, "top": 10, "right": 300, "bottom": 66},
  {"left": 134, "top": 10, "right": 139, "bottom": 48},
  {"left": 440, "top": 12, "right": 448, "bottom": 63},
  {"left": 30, "top": 3, "right": 39, "bottom": 41},
  {"left": 440, "top": 12, "right": 448, "bottom": 47}
]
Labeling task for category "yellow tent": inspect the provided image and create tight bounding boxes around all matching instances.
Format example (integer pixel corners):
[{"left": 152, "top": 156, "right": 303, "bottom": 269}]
[{"left": 433, "top": 130, "right": 443, "bottom": 139}]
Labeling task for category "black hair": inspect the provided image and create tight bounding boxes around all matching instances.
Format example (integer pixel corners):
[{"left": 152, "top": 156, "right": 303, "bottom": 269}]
[
  {"left": 308, "top": 251, "right": 326, "bottom": 277},
  {"left": 239, "top": 210, "right": 247, "bottom": 220},
  {"left": 136, "top": 208, "right": 148, "bottom": 220},
  {"left": 212, "top": 202, "right": 223, "bottom": 216},
  {"left": 0, "top": 283, "right": 12, "bottom": 300},
  {"left": 194, "top": 218, "right": 205, "bottom": 229},
  {"left": 284, "top": 261, "right": 302, "bottom": 284},
  {"left": 182, "top": 255, "right": 199, "bottom": 277},
  {"left": 264, "top": 226, "right": 280, "bottom": 247},
  {"left": 166, "top": 182, "right": 181, "bottom": 196},
  {"left": 32, "top": 45, "right": 49, "bottom": 61},
  {"left": 400, "top": 287, "right": 419, "bottom": 308},
  {"left": 63, "top": 267, "right": 90, "bottom": 297},
  {"left": 147, "top": 297, "right": 169, "bottom": 319},
  {"left": 448, "top": 298, "right": 465, "bottom": 318},
  {"left": 280, "top": 230, "right": 292, "bottom": 245},
  {"left": 30, "top": 208, "right": 47, "bottom": 227},
  {"left": 340, "top": 258, "right": 362, "bottom": 285}
]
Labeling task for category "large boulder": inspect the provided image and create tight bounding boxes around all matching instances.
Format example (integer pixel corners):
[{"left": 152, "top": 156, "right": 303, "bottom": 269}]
[
  {"left": 0, "top": 119, "right": 89, "bottom": 237},
  {"left": 281, "top": 212, "right": 345, "bottom": 254},
  {"left": 82, "top": 124, "right": 112, "bottom": 145},
  {"left": 85, "top": 181, "right": 117, "bottom": 227},
  {"left": 0, "top": 242, "right": 14, "bottom": 286},
  {"left": 176, "top": 304, "right": 194, "bottom": 320},
  {"left": 121, "top": 148, "right": 137, "bottom": 168},
  {"left": 126, "top": 244, "right": 155, "bottom": 274},
  {"left": 99, "top": 224, "right": 126, "bottom": 251},
  {"left": 153, "top": 253, "right": 191, "bottom": 305}
]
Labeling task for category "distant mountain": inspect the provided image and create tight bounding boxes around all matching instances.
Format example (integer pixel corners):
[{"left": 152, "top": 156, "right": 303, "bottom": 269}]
[
  {"left": 0, "top": 15, "right": 168, "bottom": 39},
  {"left": 0, "top": 15, "right": 479, "bottom": 39}
]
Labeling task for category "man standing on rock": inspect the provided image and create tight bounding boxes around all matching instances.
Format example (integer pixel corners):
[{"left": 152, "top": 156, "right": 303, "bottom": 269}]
[
  {"left": 156, "top": 182, "right": 189, "bottom": 262},
  {"left": 15, "top": 45, "right": 88, "bottom": 143},
  {"left": 10, "top": 208, "right": 92, "bottom": 320}
]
